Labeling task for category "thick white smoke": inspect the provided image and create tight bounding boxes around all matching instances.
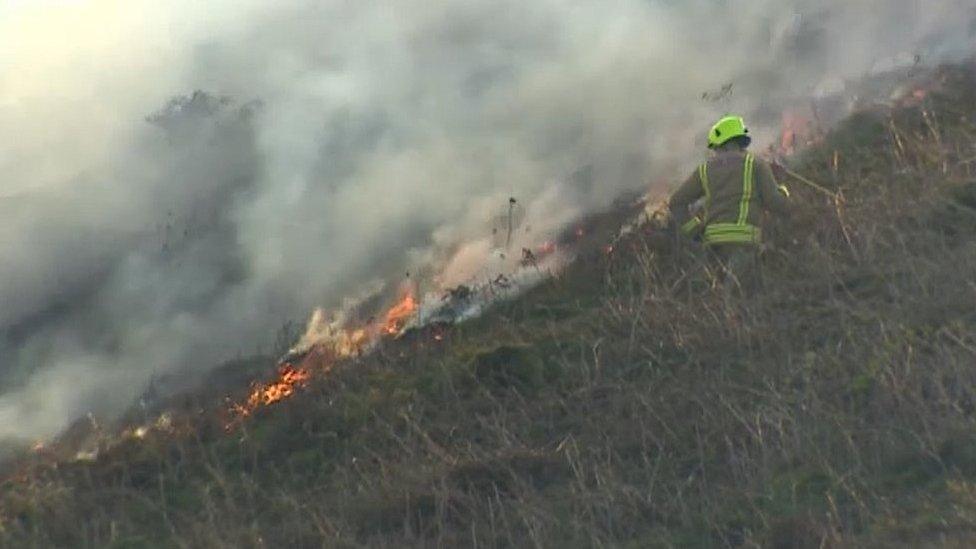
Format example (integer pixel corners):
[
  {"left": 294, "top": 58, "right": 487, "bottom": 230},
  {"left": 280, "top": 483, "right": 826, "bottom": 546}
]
[{"left": 0, "top": 0, "right": 973, "bottom": 441}]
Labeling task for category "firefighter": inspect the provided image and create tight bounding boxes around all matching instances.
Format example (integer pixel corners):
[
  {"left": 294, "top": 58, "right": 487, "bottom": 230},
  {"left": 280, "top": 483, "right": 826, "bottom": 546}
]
[{"left": 668, "top": 115, "right": 790, "bottom": 290}]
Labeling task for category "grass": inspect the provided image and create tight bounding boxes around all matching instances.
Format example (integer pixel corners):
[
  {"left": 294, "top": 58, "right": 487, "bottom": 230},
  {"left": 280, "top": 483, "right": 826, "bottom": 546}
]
[{"left": 2, "top": 61, "right": 976, "bottom": 548}]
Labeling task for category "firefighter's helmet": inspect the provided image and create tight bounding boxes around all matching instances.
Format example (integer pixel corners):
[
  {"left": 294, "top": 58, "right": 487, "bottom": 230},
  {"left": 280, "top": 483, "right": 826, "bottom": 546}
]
[{"left": 708, "top": 115, "right": 749, "bottom": 148}]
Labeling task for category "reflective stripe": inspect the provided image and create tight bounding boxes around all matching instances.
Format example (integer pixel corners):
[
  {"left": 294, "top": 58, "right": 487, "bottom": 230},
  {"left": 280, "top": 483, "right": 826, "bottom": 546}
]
[
  {"left": 699, "top": 163, "right": 711, "bottom": 220},
  {"left": 703, "top": 153, "right": 760, "bottom": 246},
  {"left": 703, "top": 223, "right": 761, "bottom": 245},
  {"left": 676, "top": 166, "right": 709, "bottom": 238},
  {"left": 737, "top": 154, "right": 754, "bottom": 225},
  {"left": 680, "top": 216, "right": 702, "bottom": 235}
]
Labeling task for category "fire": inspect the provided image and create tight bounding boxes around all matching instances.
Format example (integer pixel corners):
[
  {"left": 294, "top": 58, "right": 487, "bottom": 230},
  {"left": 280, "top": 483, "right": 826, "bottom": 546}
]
[
  {"left": 383, "top": 288, "right": 418, "bottom": 335},
  {"left": 224, "top": 223, "right": 578, "bottom": 427},
  {"left": 251, "top": 363, "right": 311, "bottom": 406},
  {"left": 779, "top": 110, "right": 811, "bottom": 156},
  {"left": 775, "top": 107, "right": 824, "bottom": 158},
  {"left": 226, "top": 284, "right": 421, "bottom": 426},
  {"left": 230, "top": 363, "right": 311, "bottom": 420}
]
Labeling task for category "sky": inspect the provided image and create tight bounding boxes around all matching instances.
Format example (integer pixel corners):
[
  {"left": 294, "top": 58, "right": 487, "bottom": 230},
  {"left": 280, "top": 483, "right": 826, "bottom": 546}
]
[{"left": 0, "top": 0, "right": 973, "bottom": 442}]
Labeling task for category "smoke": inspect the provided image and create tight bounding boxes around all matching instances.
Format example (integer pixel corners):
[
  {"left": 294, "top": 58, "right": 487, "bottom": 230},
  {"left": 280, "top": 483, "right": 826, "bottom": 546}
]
[{"left": 0, "top": 0, "right": 973, "bottom": 442}]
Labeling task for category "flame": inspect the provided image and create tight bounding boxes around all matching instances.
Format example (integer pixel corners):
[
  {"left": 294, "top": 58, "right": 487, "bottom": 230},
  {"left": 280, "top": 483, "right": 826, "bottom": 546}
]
[
  {"left": 383, "top": 288, "right": 418, "bottom": 335},
  {"left": 776, "top": 107, "right": 825, "bottom": 157},
  {"left": 254, "top": 364, "right": 310, "bottom": 405},
  {"left": 224, "top": 225, "right": 579, "bottom": 427},
  {"left": 779, "top": 110, "right": 811, "bottom": 156},
  {"left": 231, "top": 363, "right": 311, "bottom": 420},
  {"left": 226, "top": 284, "right": 420, "bottom": 426}
]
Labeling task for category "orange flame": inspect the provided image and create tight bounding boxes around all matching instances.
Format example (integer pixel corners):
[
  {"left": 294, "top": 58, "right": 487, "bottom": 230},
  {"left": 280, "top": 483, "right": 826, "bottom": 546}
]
[
  {"left": 242, "top": 363, "right": 311, "bottom": 412},
  {"left": 383, "top": 288, "right": 418, "bottom": 335},
  {"left": 776, "top": 105, "right": 831, "bottom": 158},
  {"left": 779, "top": 110, "right": 811, "bottom": 156},
  {"left": 226, "top": 284, "right": 422, "bottom": 427}
]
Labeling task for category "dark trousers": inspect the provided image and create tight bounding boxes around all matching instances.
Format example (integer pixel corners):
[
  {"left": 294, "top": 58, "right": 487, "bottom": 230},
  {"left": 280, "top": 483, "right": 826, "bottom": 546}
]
[{"left": 708, "top": 244, "right": 760, "bottom": 295}]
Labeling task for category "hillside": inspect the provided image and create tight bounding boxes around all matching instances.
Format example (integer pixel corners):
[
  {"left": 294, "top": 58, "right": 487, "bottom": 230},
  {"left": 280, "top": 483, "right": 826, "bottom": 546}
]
[{"left": 3, "top": 61, "right": 976, "bottom": 548}]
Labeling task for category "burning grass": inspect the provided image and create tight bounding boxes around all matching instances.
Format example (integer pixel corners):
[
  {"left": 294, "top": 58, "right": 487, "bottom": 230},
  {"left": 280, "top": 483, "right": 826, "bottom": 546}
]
[
  {"left": 3, "top": 61, "right": 976, "bottom": 547},
  {"left": 223, "top": 286, "right": 417, "bottom": 425},
  {"left": 216, "top": 212, "right": 616, "bottom": 429}
]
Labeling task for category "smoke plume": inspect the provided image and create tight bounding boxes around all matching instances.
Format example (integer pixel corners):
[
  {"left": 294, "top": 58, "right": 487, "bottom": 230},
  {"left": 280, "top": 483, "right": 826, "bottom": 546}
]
[{"left": 0, "top": 0, "right": 973, "bottom": 441}]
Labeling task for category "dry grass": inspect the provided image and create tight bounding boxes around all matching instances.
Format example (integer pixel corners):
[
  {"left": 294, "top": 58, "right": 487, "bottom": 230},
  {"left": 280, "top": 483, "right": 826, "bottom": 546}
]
[{"left": 2, "top": 62, "right": 976, "bottom": 548}]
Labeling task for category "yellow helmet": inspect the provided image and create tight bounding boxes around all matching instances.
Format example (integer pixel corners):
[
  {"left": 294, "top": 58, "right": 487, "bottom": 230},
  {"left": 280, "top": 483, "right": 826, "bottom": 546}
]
[{"left": 708, "top": 115, "right": 749, "bottom": 148}]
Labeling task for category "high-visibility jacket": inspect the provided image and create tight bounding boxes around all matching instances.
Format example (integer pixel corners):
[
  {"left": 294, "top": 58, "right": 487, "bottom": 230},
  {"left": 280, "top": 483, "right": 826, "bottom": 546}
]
[{"left": 669, "top": 149, "right": 789, "bottom": 246}]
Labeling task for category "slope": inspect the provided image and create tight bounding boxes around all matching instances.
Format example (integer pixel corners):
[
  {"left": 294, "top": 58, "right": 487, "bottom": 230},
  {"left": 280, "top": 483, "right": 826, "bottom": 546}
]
[{"left": 2, "top": 61, "right": 976, "bottom": 548}]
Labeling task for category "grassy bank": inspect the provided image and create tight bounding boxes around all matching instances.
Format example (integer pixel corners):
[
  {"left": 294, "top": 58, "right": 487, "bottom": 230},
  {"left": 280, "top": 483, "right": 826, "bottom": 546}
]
[{"left": 2, "top": 62, "right": 976, "bottom": 548}]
